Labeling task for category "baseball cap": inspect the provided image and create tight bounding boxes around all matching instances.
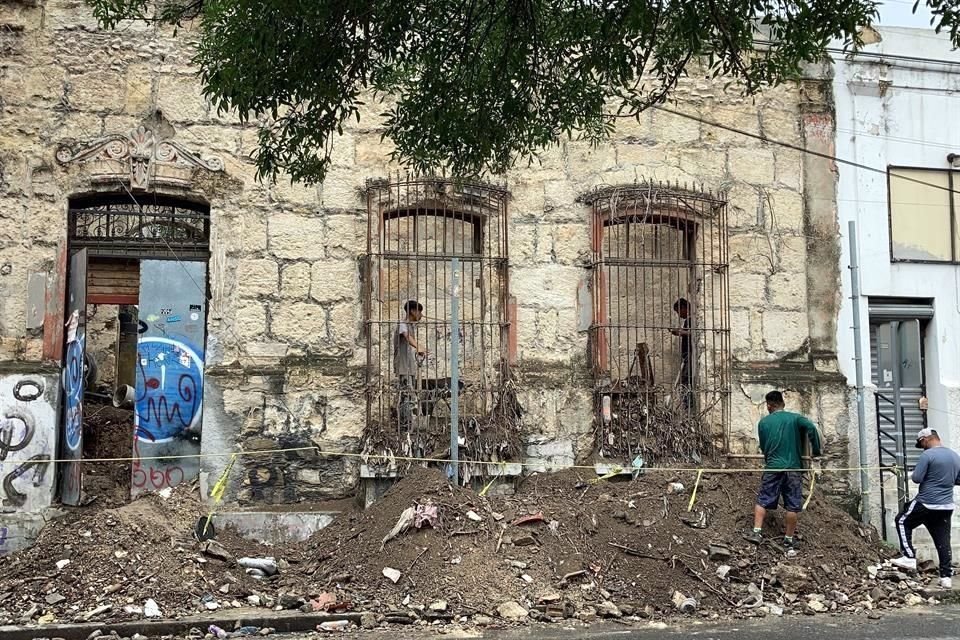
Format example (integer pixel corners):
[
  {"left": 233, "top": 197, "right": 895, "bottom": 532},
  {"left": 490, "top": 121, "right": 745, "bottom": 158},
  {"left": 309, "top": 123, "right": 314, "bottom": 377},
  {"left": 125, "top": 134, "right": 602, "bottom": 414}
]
[{"left": 916, "top": 428, "right": 936, "bottom": 448}]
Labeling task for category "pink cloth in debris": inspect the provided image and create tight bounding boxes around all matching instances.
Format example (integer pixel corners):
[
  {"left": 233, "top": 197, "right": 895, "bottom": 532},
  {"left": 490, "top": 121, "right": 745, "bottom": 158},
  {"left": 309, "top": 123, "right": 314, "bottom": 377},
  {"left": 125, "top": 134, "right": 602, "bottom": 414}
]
[{"left": 414, "top": 504, "right": 439, "bottom": 528}]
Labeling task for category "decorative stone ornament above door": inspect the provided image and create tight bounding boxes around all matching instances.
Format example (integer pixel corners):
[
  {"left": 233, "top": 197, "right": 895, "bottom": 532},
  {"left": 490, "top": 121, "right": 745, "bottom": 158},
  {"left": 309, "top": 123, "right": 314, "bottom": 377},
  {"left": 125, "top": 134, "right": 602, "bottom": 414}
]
[{"left": 56, "top": 126, "right": 224, "bottom": 190}]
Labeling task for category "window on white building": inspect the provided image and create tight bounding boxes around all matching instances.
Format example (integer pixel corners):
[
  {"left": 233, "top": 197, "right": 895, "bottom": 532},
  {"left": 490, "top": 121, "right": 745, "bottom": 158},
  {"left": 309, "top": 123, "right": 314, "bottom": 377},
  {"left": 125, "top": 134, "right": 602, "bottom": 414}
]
[{"left": 888, "top": 167, "right": 960, "bottom": 263}]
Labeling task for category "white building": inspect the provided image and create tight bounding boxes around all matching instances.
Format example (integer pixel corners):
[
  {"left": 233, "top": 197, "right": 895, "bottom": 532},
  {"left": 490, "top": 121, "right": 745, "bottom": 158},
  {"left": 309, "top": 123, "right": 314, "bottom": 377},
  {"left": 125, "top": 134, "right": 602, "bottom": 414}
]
[{"left": 834, "top": 27, "right": 960, "bottom": 547}]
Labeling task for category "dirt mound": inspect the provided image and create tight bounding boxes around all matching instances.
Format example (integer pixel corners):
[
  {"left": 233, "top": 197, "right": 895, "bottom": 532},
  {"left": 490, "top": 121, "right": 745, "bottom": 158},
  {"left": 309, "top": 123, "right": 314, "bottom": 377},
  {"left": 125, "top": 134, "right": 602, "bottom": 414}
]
[
  {"left": 0, "top": 484, "right": 276, "bottom": 626},
  {"left": 289, "top": 467, "right": 922, "bottom": 622},
  {"left": 0, "top": 467, "right": 939, "bottom": 629}
]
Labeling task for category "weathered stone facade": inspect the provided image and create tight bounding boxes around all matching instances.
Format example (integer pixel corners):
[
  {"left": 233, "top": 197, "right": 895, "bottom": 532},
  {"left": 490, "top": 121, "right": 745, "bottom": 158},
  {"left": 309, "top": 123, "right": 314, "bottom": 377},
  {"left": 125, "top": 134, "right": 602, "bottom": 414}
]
[{"left": 0, "top": 0, "right": 851, "bottom": 541}]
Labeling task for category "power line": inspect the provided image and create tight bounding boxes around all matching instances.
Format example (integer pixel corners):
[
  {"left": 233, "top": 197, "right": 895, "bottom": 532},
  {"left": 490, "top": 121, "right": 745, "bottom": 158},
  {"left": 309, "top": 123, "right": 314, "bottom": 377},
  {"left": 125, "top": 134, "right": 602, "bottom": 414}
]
[
  {"left": 754, "top": 39, "right": 960, "bottom": 67},
  {"left": 651, "top": 104, "right": 958, "bottom": 195}
]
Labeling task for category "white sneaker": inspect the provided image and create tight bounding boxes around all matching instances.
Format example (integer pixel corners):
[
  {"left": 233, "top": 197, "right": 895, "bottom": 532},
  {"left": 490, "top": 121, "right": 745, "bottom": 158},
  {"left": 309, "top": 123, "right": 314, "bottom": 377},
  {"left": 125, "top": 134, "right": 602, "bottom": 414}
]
[
  {"left": 939, "top": 577, "right": 952, "bottom": 589},
  {"left": 891, "top": 556, "right": 917, "bottom": 571}
]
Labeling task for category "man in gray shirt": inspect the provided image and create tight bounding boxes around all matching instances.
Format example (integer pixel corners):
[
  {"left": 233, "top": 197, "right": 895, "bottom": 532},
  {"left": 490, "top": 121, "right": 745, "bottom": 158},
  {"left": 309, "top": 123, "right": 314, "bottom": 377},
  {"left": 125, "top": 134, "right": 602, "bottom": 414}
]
[
  {"left": 892, "top": 428, "right": 960, "bottom": 587},
  {"left": 394, "top": 300, "right": 426, "bottom": 430}
]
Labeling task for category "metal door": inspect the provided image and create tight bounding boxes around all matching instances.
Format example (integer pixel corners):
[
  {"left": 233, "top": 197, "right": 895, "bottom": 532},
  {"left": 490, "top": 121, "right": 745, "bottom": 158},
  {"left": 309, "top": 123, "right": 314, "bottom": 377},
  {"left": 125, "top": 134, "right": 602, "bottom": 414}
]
[
  {"left": 60, "top": 249, "right": 87, "bottom": 505},
  {"left": 131, "top": 260, "right": 207, "bottom": 498},
  {"left": 872, "top": 318, "right": 926, "bottom": 529}
]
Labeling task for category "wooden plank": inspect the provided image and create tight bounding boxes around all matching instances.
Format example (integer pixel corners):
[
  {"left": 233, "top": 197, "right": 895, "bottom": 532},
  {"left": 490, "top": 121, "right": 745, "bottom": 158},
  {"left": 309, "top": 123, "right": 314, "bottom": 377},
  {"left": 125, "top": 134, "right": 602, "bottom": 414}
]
[
  {"left": 42, "top": 242, "right": 68, "bottom": 363},
  {"left": 87, "top": 293, "right": 139, "bottom": 305}
]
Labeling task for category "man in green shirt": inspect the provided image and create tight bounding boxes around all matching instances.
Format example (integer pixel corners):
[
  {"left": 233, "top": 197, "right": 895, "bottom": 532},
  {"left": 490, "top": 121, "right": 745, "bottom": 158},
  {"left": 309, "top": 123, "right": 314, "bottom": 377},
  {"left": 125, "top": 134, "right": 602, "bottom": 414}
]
[{"left": 742, "top": 390, "right": 823, "bottom": 548}]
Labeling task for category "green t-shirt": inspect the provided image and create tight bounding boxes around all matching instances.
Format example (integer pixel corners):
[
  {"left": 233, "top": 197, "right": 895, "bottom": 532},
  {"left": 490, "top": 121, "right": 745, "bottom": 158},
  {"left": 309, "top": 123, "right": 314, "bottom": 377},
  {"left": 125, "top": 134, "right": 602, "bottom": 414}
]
[{"left": 758, "top": 410, "right": 822, "bottom": 470}]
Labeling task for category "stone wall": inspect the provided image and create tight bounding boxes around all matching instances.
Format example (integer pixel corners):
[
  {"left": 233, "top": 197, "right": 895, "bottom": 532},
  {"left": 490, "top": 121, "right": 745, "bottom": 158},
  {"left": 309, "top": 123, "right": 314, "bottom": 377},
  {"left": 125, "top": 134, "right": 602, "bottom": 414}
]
[
  {"left": 0, "top": 370, "right": 60, "bottom": 554},
  {"left": 0, "top": 1, "right": 843, "bottom": 509}
]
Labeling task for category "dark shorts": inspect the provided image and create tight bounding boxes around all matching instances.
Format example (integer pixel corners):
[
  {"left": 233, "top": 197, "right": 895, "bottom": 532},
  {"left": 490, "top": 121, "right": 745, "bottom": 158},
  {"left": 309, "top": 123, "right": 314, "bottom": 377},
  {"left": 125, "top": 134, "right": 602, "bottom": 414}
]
[{"left": 756, "top": 471, "right": 803, "bottom": 513}]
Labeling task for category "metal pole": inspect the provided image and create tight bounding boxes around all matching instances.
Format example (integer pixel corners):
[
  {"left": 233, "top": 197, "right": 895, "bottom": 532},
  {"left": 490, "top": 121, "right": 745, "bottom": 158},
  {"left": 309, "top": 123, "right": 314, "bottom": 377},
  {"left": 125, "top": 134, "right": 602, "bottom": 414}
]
[
  {"left": 890, "top": 320, "right": 907, "bottom": 509},
  {"left": 848, "top": 220, "right": 871, "bottom": 525},
  {"left": 450, "top": 258, "right": 460, "bottom": 484}
]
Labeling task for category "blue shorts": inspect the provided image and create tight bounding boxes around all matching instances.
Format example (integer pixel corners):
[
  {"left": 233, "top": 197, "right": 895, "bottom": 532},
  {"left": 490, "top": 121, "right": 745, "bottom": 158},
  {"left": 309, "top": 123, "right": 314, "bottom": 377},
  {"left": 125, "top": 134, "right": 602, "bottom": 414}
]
[{"left": 756, "top": 471, "right": 803, "bottom": 513}]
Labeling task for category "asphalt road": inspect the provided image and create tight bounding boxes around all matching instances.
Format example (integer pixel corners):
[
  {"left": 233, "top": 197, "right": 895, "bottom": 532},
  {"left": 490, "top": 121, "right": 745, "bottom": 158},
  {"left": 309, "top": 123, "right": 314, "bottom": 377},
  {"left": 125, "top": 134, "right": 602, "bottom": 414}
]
[{"left": 267, "top": 606, "right": 960, "bottom": 640}]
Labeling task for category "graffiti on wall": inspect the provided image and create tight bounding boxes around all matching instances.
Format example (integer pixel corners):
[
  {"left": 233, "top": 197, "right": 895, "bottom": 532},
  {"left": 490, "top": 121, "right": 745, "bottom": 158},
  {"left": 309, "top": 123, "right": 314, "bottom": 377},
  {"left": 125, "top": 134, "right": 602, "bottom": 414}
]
[
  {"left": 0, "top": 374, "right": 58, "bottom": 526},
  {"left": 131, "top": 259, "right": 206, "bottom": 498},
  {"left": 135, "top": 336, "right": 203, "bottom": 443}
]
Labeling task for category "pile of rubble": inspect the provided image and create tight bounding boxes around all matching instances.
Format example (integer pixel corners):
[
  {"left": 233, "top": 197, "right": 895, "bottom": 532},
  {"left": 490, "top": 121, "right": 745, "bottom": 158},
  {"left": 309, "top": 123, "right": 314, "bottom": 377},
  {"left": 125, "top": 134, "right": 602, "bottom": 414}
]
[{"left": 0, "top": 467, "right": 948, "bottom": 633}]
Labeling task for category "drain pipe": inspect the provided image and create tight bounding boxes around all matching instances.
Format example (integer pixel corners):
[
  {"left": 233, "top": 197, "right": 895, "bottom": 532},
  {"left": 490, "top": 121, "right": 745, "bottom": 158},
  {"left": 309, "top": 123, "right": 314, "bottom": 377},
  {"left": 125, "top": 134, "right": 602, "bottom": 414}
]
[{"left": 848, "top": 220, "right": 871, "bottom": 525}]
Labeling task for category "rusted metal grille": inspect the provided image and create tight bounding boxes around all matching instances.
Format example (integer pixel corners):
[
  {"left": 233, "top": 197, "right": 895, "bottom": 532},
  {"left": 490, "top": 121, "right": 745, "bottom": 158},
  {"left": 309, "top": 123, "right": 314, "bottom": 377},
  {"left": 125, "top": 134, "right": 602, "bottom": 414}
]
[
  {"left": 68, "top": 194, "right": 210, "bottom": 259},
  {"left": 585, "top": 183, "right": 730, "bottom": 462},
  {"left": 362, "top": 177, "right": 519, "bottom": 478}
]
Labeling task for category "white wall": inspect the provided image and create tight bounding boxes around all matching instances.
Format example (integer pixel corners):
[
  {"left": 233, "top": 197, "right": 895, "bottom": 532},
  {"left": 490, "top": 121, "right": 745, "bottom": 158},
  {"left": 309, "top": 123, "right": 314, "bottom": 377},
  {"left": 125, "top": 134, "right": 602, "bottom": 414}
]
[{"left": 834, "top": 27, "right": 960, "bottom": 547}]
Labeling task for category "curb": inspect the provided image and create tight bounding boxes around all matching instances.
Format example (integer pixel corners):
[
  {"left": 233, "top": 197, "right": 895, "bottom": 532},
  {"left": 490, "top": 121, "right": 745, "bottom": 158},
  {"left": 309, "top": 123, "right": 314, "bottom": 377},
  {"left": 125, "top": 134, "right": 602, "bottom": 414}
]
[{"left": 0, "top": 610, "right": 362, "bottom": 640}]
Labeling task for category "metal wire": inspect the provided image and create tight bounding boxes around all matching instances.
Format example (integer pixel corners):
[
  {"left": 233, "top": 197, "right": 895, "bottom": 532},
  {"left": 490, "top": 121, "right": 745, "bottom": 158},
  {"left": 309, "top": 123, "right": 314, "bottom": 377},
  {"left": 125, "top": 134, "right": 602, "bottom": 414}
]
[{"left": 585, "top": 182, "right": 731, "bottom": 462}]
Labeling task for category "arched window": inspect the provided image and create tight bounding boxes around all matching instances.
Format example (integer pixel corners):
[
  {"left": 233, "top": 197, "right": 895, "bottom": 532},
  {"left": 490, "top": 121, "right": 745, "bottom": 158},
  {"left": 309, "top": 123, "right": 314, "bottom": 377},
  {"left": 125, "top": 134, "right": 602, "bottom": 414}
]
[
  {"left": 362, "top": 177, "right": 516, "bottom": 469},
  {"left": 587, "top": 183, "right": 730, "bottom": 461}
]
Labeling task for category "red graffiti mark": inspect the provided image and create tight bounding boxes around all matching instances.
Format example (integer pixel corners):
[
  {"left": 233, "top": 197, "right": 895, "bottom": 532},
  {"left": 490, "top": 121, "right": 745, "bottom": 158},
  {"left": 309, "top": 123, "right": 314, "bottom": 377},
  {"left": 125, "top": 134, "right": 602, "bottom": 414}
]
[
  {"left": 131, "top": 437, "right": 185, "bottom": 492},
  {"left": 145, "top": 378, "right": 161, "bottom": 389}
]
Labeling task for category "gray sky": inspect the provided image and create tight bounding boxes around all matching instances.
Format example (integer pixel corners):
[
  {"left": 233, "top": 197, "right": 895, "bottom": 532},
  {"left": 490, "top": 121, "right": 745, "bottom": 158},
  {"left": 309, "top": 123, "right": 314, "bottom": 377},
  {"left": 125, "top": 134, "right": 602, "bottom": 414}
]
[{"left": 877, "top": 0, "right": 936, "bottom": 28}]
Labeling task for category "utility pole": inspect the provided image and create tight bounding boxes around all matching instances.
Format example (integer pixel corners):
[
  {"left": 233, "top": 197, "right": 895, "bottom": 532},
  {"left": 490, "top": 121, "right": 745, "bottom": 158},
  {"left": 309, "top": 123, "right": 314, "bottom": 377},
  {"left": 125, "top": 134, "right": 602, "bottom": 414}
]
[{"left": 848, "top": 220, "right": 871, "bottom": 525}]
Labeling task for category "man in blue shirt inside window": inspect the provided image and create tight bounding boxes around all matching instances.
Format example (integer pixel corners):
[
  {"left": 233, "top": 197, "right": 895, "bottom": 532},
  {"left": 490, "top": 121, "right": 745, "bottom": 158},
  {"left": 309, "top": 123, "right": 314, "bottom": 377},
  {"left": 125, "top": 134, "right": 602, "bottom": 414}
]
[{"left": 891, "top": 428, "right": 960, "bottom": 588}]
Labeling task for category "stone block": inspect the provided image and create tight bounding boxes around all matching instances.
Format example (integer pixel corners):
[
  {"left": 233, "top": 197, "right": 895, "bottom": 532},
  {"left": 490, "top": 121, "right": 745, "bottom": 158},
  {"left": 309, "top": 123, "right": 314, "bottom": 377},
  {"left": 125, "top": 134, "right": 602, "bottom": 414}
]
[
  {"left": 770, "top": 191, "right": 805, "bottom": 232},
  {"left": 762, "top": 310, "right": 807, "bottom": 355},
  {"left": 156, "top": 73, "right": 208, "bottom": 122},
  {"left": 728, "top": 234, "right": 774, "bottom": 276},
  {"left": 310, "top": 260, "right": 358, "bottom": 303},
  {"left": 215, "top": 209, "right": 268, "bottom": 256},
  {"left": 232, "top": 301, "right": 267, "bottom": 342},
  {"left": 728, "top": 147, "right": 776, "bottom": 185},
  {"left": 774, "top": 149, "right": 803, "bottom": 191},
  {"left": 238, "top": 259, "right": 279, "bottom": 297},
  {"left": 326, "top": 301, "right": 359, "bottom": 347},
  {"left": 648, "top": 110, "right": 701, "bottom": 144},
  {"left": 273, "top": 175, "right": 320, "bottom": 207},
  {"left": 566, "top": 142, "right": 617, "bottom": 175},
  {"left": 510, "top": 265, "right": 581, "bottom": 310},
  {"left": 319, "top": 171, "right": 360, "bottom": 210},
  {"left": 730, "top": 308, "right": 751, "bottom": 356},
  {"left": 324, "top": 215, "right": 364, "bottom": 259},
  {"left": 761, "top": 105, "right": 800, "bottom": 144},
  {"left": 510, "top": 223, "right": 541, "bottom": 266},
  {"left": 272, "top": 301, "right": 327, "bottom": 345},
  {"left": 729, "top": 273, "right": 767, "bottom": 309},
  {"left": 510, "top": 179, "right": 546, "bottom": 218},
  {"left": 768, "top": 271, "right": 807, "bottom": 311},
  {"left": 550, "top": 224, "right": 589, "bottom": 265},
  {"left": 269, "top": 213, "right": 326, "bottom": 260},
  {"left": 124, "top": 63, "right": 154, "bottom": 114},
  {"left": 68, "top": 70, "right": 125, "bottom": 112},
  {"left": 2, "top": 65, "right": 65, "bottom": 107},
  {"left": 280, "top": 262, "right": 311, "bottom": 299}
]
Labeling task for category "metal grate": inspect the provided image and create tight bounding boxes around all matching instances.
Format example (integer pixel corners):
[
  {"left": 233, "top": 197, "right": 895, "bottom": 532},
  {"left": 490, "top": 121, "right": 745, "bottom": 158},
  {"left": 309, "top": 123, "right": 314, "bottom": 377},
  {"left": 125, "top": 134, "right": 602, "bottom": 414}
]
[
  {"left": 584, "top": 182, "right": 731, "bottom": 462},
  {"left": 361, "top": 176, "right": 519, "bottom": 477},
  {"left": 68, "top": 194, "right": 210, "bottom": 259}
]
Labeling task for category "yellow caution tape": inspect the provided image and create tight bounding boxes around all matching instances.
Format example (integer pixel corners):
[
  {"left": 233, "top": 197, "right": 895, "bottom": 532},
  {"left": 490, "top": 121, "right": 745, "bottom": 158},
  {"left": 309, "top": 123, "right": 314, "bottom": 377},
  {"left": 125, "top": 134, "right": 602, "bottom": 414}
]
[{"left": 203, "top": 453, "right": 237, "bottom": 537}]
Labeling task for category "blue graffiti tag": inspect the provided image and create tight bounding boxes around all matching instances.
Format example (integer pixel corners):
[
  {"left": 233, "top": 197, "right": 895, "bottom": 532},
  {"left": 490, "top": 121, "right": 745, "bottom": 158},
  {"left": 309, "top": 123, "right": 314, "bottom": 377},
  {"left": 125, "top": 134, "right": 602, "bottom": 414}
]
[
  {"left": 63, "top": 337, "right": 85, "bottom": 451},
  {"left": 135, "top": 337, "right": 203, "bottom": 443}
]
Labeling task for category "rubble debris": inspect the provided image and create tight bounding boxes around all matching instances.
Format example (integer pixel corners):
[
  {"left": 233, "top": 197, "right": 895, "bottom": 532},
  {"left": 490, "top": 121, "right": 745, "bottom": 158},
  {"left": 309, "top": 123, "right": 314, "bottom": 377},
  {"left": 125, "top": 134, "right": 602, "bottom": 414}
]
[
  {"left": 201, "top": 540, "right": 233, "bottom": 561},
  {"left": 466, "top": 510, "right": 483, "bottom": 522},
  {"left": 382, "top": 567, "right": 402, "bottom": 583},
  {"left": 708, "top": 544, "right": 732, "bottom": 562},
  {"left": 143, "top": 599, "right": 161, "bottom": 618},
  {"left": 497, "top": 601, "right": 529, "bottom": 620},
  {"left": 238, "top": 557, "right": 278, "bottom": 576},
  {"left": 0, "top": 466, "right": 912, "bottom": 628}
]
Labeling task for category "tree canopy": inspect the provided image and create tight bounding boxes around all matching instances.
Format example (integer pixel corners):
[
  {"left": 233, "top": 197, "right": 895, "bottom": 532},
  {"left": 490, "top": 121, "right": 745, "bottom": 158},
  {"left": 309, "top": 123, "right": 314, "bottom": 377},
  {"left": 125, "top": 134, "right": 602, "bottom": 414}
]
[{"left": 88, "top": 1, "right": 960, "bottom": 184}]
